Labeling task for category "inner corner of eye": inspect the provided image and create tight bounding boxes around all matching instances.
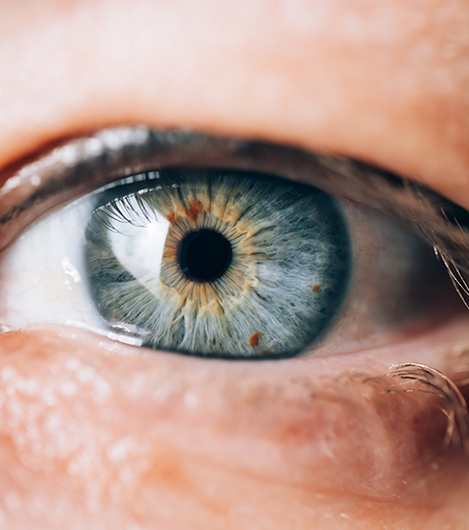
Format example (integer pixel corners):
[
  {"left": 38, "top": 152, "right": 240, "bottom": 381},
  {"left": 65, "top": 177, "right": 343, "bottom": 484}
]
[{"left": 0, "top": 166, "right": 446, "bottom": 361}]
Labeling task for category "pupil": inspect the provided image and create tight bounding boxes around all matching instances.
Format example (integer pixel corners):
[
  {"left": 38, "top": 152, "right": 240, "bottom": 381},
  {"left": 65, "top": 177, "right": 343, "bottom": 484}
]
[{"left": 178, "top": 229, "right": 232, "bottom": 282}]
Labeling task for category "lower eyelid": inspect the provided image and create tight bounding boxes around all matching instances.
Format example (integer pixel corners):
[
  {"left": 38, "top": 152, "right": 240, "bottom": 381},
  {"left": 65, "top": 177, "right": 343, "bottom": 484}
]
[{"left": 0, "top": 325, "right": 466, "bottom": 508}]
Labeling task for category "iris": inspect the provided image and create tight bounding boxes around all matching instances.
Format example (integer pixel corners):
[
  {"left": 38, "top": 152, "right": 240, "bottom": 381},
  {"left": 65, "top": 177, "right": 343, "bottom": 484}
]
[{"left": 85, "top": 169, "right": 351, "bottom": 358}]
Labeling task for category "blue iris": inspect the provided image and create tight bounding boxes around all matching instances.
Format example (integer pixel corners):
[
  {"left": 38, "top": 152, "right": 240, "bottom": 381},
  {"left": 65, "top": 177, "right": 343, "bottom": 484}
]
[{"left": 84, "top": 169, "right": 351, "bottom": 359}]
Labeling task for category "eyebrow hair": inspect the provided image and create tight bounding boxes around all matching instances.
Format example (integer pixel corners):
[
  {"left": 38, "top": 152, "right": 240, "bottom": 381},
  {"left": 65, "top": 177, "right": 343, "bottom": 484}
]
[{"left": 0, "top": 126, "right": 468, "bottom": 305}]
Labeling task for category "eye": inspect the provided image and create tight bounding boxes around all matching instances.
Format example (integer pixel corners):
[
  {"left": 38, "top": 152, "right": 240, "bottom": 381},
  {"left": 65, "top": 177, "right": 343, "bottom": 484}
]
[
  {"left": 0, "top": 128, "right": 461, "bottom": 359},
  {"left": 86, "top": 169, "right": 351, "bottom": 357}
]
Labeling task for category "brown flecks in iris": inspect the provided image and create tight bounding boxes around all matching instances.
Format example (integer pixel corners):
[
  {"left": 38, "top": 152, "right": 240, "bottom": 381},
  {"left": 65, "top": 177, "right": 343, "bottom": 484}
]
[
  {"left": 249, "top": 332, "right": 261, "bottom": 347},
  {"left": 187, "top": 200, "right": 202, "bottom": 220},
  {"left": 166, "top": 212, "right": 176, "bottom": 222},
  {"left": 312, "top": 284, "right": 321, "bottom": 293}
]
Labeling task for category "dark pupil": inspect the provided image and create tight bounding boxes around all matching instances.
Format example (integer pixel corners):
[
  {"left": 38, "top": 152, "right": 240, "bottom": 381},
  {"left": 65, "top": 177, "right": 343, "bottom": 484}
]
[{"left": 178, "top": 229, "right": 232, "bottom": 282}]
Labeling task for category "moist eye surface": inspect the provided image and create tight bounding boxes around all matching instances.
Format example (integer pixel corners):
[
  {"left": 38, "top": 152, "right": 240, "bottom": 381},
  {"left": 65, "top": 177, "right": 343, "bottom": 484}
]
[{"left": 85, "top": 168, "right": 351, "bottom": 358}]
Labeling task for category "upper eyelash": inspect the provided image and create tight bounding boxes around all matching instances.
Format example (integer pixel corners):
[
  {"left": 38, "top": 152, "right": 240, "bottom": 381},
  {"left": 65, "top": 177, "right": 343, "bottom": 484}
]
[{"left": 0, "top": 125, "right": 468, "bottom": 306}]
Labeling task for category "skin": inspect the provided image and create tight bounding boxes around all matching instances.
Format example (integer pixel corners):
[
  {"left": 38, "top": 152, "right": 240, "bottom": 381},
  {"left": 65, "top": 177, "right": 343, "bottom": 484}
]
[{"left": 0, "top": 0, "right": 469, "bottom": 528}]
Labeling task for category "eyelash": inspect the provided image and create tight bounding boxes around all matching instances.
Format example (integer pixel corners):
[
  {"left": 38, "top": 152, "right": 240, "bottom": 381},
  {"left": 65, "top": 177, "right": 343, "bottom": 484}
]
[{"left": 1, "top": 125, "right": 469, "bottom": 310}]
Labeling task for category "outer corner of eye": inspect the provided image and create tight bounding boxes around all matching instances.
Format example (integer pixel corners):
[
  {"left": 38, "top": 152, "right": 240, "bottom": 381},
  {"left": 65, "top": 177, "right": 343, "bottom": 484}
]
[{"left": 0, "top": 132, "right": 459, "bottom": 361}]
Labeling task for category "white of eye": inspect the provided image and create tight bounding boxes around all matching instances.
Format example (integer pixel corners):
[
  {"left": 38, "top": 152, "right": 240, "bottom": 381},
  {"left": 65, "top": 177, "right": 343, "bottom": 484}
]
[{"left": 0, "top": 197, "right": 102, "bottom": 332}]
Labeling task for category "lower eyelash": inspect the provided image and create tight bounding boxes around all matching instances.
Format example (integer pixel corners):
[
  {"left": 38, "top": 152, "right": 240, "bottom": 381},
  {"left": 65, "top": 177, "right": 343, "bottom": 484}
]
[{"left": 386, "top": 363, "right": 469, "bottom": 453}]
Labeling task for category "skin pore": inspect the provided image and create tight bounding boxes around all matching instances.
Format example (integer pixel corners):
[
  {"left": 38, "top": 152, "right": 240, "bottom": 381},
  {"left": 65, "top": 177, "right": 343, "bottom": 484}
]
[{"left": 1, "top": 0, "right": 469, "bottom": 528}]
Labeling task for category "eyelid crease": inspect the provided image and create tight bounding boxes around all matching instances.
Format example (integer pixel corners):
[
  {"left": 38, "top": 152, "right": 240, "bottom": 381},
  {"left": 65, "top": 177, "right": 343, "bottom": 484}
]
[{"left": 0, "top": 126, "right": 468, "bottom": 303}]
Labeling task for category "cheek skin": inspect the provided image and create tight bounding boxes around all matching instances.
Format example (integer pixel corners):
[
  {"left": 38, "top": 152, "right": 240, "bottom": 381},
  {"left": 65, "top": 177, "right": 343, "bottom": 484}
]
[{"left": 1, "top": 324, "right": 469, "bottom": 528}]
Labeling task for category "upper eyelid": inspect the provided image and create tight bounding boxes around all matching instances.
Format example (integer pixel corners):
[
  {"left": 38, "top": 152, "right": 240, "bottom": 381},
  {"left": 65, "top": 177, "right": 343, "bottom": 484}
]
[{"left": 0, "top": 126, "right": 467, "bottom": 280}]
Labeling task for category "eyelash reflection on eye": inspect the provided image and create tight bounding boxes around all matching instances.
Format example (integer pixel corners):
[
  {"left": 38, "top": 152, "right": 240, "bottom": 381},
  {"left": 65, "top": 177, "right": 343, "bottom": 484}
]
[{"left": 0, "top": 126, "right": 468, "bottom": 359}]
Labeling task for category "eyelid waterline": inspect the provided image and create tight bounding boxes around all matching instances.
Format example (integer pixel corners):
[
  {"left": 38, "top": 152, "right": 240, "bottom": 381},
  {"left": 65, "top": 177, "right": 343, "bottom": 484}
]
[{"left": 0, "top": 125, "right": 469, "bottom": 305}]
